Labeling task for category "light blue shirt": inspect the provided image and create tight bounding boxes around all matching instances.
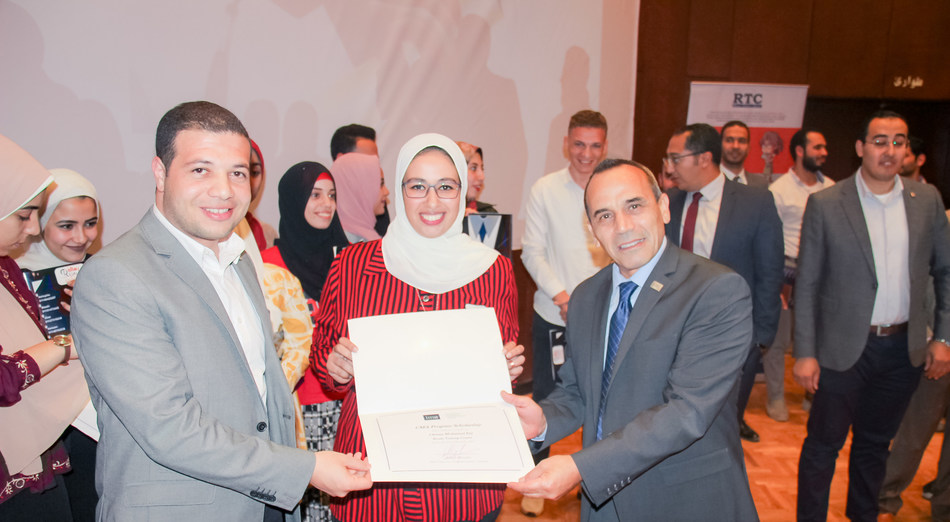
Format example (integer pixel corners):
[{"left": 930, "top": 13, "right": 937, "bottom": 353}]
[{"left": 603, "top": 239, "right": 669, "bottom": 367}]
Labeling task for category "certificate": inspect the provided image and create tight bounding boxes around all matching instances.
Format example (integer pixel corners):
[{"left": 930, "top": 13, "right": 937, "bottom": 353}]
[{"left": 348, "top": 307, "right": 534, "bottom": 482}]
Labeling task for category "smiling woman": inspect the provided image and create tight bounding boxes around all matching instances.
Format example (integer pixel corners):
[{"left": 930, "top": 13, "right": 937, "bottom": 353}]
[
  {"left": 16, "top": 169, "right": 99, "bottom": 270},
  {"left": 311, "top": 133, "right": 527, "bottom": 522}
]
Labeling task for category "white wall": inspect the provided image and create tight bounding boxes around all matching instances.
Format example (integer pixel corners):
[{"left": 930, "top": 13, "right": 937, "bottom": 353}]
[{"left": 0, "top": 0, "right": 639, "bottom": 248}]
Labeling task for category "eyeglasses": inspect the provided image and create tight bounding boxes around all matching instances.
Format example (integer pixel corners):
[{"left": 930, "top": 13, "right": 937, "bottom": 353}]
[
  {"left": 865, "top": 136, "right": 908, "bottom": 148},
  {"left": 402, "top": 178, "right": 461, "bottom": 199},
  {"left": 662, "top": 151, "right": 702, "bottom": 166}
]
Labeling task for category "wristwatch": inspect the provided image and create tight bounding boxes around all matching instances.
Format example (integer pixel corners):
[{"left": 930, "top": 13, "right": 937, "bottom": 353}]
[{"left": 53, "top": 334, "right": 71, "bottom": 365}]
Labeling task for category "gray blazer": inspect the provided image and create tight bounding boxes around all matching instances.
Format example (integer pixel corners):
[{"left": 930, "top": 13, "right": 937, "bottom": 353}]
[
  {"left": 746, "top": 172, "right": 769, "bottom": 189},
  {"left": 794, "top": 175, "right": 950, "bottom": 370},
  {"left": 539, "top": 245, "right": 759, "bottom": 521},
  {"left": 72, "top": 210, "right": 313, "bottom": 521}
]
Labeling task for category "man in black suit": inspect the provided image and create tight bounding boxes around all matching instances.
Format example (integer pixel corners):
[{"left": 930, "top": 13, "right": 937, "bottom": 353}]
[
  {"left": 664, "top": 123, "right": 784, "bottom": 443},
  {"left": 504, "top": 159, "right": 758, "bottom": 521},
  {"left": 793, "top": 110, "right": 950, "bottom": 522}
]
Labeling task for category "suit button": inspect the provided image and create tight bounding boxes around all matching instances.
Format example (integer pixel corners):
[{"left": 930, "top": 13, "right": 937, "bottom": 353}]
[{"left": 257, "top": 422, "right": 267, "bottom": 432}]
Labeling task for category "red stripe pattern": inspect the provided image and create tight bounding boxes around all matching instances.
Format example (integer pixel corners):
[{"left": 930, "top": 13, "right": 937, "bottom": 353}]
[{"left": 311, "top": 240, "right": 518, "bottom": 521}]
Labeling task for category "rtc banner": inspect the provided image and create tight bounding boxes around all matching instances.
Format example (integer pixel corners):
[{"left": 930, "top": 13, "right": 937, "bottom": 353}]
[{"left": 687, "top": 82, "right": 808, "bottom": 178}]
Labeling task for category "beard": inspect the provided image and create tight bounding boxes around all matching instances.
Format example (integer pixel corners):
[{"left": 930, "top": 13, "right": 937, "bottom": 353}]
[{"left": 802, "top": 155, "right": 824, "bottom": 173}]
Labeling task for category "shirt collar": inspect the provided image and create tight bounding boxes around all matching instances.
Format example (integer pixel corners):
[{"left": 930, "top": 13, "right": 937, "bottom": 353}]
[
  {"left": 720, "top": 164, "right": 746, "bottom": 182},
  {"left": 855, "top": 168, "right": 903, "bottom": 204},
  {"left": 691, "top": 172, "right": 726, "bottom": 202},
  {"left": 788, "top": 167, "right": 827, "bottom": 186},
  {"left": 611, "top": 238, "right": 668, "bottom": 291},
  {"left": 152, "top": 206, "right": 246, "bottom": 269}
]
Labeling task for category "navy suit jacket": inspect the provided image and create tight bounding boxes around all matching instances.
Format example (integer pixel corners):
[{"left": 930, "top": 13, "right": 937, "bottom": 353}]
[{"left": 666, "top": 178, "right": 784, "bottom": 347}]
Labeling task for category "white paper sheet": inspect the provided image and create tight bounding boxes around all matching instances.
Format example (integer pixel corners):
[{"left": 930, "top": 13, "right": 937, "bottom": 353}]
[{"left": 348, "top": 307, "right": 534, "bottom": 482}]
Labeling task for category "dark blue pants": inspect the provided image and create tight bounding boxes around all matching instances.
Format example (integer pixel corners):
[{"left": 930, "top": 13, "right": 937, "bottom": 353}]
[{"left": 797, "top": 333, "right": 922, "bottom": 522}]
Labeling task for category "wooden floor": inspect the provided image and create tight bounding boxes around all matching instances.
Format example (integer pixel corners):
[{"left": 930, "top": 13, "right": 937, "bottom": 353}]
[{"left": 499, "top": 354, "right": 945, "bottom": 521}]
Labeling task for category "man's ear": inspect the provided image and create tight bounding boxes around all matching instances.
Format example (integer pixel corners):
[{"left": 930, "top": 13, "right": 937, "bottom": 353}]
[
  {"left": 152, "top": 156, "right": 166, "bottom": 193},
  {"left": 918, "top": 153, "right": 927, "bottom": 168}
]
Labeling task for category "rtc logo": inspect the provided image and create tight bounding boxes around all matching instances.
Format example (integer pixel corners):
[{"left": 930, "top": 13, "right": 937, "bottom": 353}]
[{"left": 733, "top": 93, "right": 763, "bottom": 108}]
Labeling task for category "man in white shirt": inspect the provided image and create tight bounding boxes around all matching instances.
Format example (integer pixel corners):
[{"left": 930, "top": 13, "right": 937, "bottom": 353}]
[
  {"left": 793, "top": 111, "right": 950, "bottom": 522},
  {"left": 72, "top": 102, "right": 371, "bottom": 521},
  {"left": 521, "top": 109, "right": 610, "bottom": 515},
  {"left": 765, "top": 129, "right": 834, "bottom": 421},
  {"left": 720, "top": 120, "right": 768, "bottom": 188}
]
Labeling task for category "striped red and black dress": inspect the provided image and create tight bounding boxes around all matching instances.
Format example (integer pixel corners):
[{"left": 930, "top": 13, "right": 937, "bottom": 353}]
[{"left": 311, "top": 240, "right": 518, "bottom": 522}]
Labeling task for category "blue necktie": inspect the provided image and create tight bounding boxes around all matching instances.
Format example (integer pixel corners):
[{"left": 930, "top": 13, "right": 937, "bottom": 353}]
[
  {"left": 597, "top": 281, "right": 638, "bottom": 440},
  {"left": 479, "top": 223, "right": 488, "bottom": 242}
]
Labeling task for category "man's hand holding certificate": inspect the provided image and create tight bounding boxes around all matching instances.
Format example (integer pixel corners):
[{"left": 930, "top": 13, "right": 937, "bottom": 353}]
[{"left": 347, "top": 307, "right": 534, "bottom": 483}]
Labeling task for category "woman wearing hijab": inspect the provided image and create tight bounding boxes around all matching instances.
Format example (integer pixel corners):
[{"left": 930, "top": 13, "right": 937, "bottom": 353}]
[
  {"left": 455, "top": 141, "right": 497, "bottom": 214},
  {"left": 245, "top": 139, "right": 277, "bottom": 250},
  {"left": 0, "top": 134, "right": 87, "bottom": 519},
  {"left": 261, "top": 161, "right": 349, "bottom": 522},
  {"left": 313, "top": 134, "right": 525, "bottom": 522},
  {"left": 15, "top": 168, "right": 100, "bottom": 521},
  {"left": 17, "top": 168, "right": 99, "bottom": 270},
  {"left": 331, "top": 153, "right": 389, "bottom": 244}
]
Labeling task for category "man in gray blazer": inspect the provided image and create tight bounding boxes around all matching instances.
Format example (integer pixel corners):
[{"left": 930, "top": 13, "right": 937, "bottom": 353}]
[
  {"left": 720, "top": 120, "right": 769, "bottom": 188},
  {"left": 793, "top": 110, "right": 950, "bottom": 522},
  {"left": 504, "top": 159, "right": 758, "bottom": 521},
  {"left": 72, "top": 101, "right": 371, "bottom": 521}
]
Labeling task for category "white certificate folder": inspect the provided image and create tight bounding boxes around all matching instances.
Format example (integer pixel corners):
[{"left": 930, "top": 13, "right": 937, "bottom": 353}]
[{"left": 348, "top": 307, "right": 534, "bottom": 483}]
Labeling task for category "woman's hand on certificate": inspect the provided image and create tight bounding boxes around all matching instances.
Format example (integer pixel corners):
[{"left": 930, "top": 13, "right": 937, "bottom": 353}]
[
  {"left": 328, "top": 338, "right": 358, "bottom": 384},
  {"left": 503, "top": 342, "right": 525, "bottom": 381}
]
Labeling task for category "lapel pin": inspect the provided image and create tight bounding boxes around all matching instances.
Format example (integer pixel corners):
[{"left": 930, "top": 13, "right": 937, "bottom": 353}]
[
  {"left": 650, "top": 281, "right": 664, "bottom": 292},
  {"left": 910, "top": 191, "right": 916, "bottom": 198}
]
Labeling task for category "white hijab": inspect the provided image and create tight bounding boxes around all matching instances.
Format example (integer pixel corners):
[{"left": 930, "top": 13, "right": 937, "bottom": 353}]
[
  {"left": 381, "top": 133, "right": 498, "bottom": 294},
  {"left": 17, "top": 169, "right": 99, "bottom": 271}
]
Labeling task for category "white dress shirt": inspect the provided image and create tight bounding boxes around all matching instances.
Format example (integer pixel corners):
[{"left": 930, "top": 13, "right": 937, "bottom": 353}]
[
  {"left": 678, "top": 174, "right": 726, "bottom": 259},
  {"left": 522, "top": 167, "right": 609, "bottom": 326},
  {"left": 153, "top": 206, "right": 269, "bottom": 402},
  {"left": 855, "top": 171, "right": 910, "bottom": 325},
  {"left": 769, "top": 169, "right": 835, "bottom": 258}
]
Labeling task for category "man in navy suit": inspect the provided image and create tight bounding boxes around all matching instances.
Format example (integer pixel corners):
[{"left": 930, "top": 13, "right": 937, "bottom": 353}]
[{"left": 664, "top": 123, "right": 784, "bottom": 443}]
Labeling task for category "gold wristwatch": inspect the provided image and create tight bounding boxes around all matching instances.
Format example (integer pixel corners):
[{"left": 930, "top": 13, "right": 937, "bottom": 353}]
[{"left": 53, "top": 334, "right": 71, "bottom": 365}]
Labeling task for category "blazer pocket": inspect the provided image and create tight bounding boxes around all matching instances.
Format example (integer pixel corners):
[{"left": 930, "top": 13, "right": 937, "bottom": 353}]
[
  {"left": 125, "top": 480, "right": 216, "bottom": 506},
  {"left": 659, "top": 447, "right": 731, "bottom": 486}
]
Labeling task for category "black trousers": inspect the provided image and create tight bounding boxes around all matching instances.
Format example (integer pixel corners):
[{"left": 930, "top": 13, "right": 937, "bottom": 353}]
[
  {"left": 531, "top": 312, "right": 564, "bottom": 463},
  {"left": 736, "top": 342, "right": 762, "bottom": 421},
  {"left": 796, "top": 332, "right": 921, "bottom": 522}
]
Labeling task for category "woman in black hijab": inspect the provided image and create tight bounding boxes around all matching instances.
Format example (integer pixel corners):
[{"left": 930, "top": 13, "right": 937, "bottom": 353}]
[{"left": 260, "top": 161, "right": 349, "bottom": 522}]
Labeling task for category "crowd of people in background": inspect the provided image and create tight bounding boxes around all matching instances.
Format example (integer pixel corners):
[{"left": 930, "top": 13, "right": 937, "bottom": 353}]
[{"left": 1, "top": 102, "right": 947, "bottom": 522}]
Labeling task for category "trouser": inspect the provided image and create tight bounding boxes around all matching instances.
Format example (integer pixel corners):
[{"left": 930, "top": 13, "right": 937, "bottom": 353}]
[
  {"left": 736, "top": 342, "right": 761, "bottom": 420},
  {"left": 764, "top": 307, "right": 793, "bottom": 402},
  {"left": 878, "top": 371, "right": 950, "bottom": 519},
  {"left": 796, "top": 332, "right": 921, "bottom": 522},
  {"left": 531, "top": 311, "right": 564, "bottom": 463}
]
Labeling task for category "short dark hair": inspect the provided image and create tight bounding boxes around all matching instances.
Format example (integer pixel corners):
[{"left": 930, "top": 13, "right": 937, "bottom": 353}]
[
  {"left": 155, "top": 101, "right": 248, "bottom": 169},
  {"left": 674, "top": 123, "right": 721, "bottom": 164},
  {"left": 721, "top": 120, "right": 750, "bottom": 139},
  {"left": 789, "top": 128, "right": 822, "bottom": 161},
  {"left": 908, "top": 135, "right": 925, "bottom": 157},
  {"left": 330, "top": 124, "right": 377, "bottom": 160},
  {"left": 568, "top": 110, "right": 608, "bottom": 134},
  {"left": 584, "top": 158, "right": 661, "bottom": 217},
  {"left": 859, "top": 109, "right": 907, "bottom": 141}
]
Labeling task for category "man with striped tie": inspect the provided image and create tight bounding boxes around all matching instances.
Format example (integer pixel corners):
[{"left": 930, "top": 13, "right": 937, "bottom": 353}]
[{"left": 504, "top": 158, "right": 758, "bottom": 521}]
